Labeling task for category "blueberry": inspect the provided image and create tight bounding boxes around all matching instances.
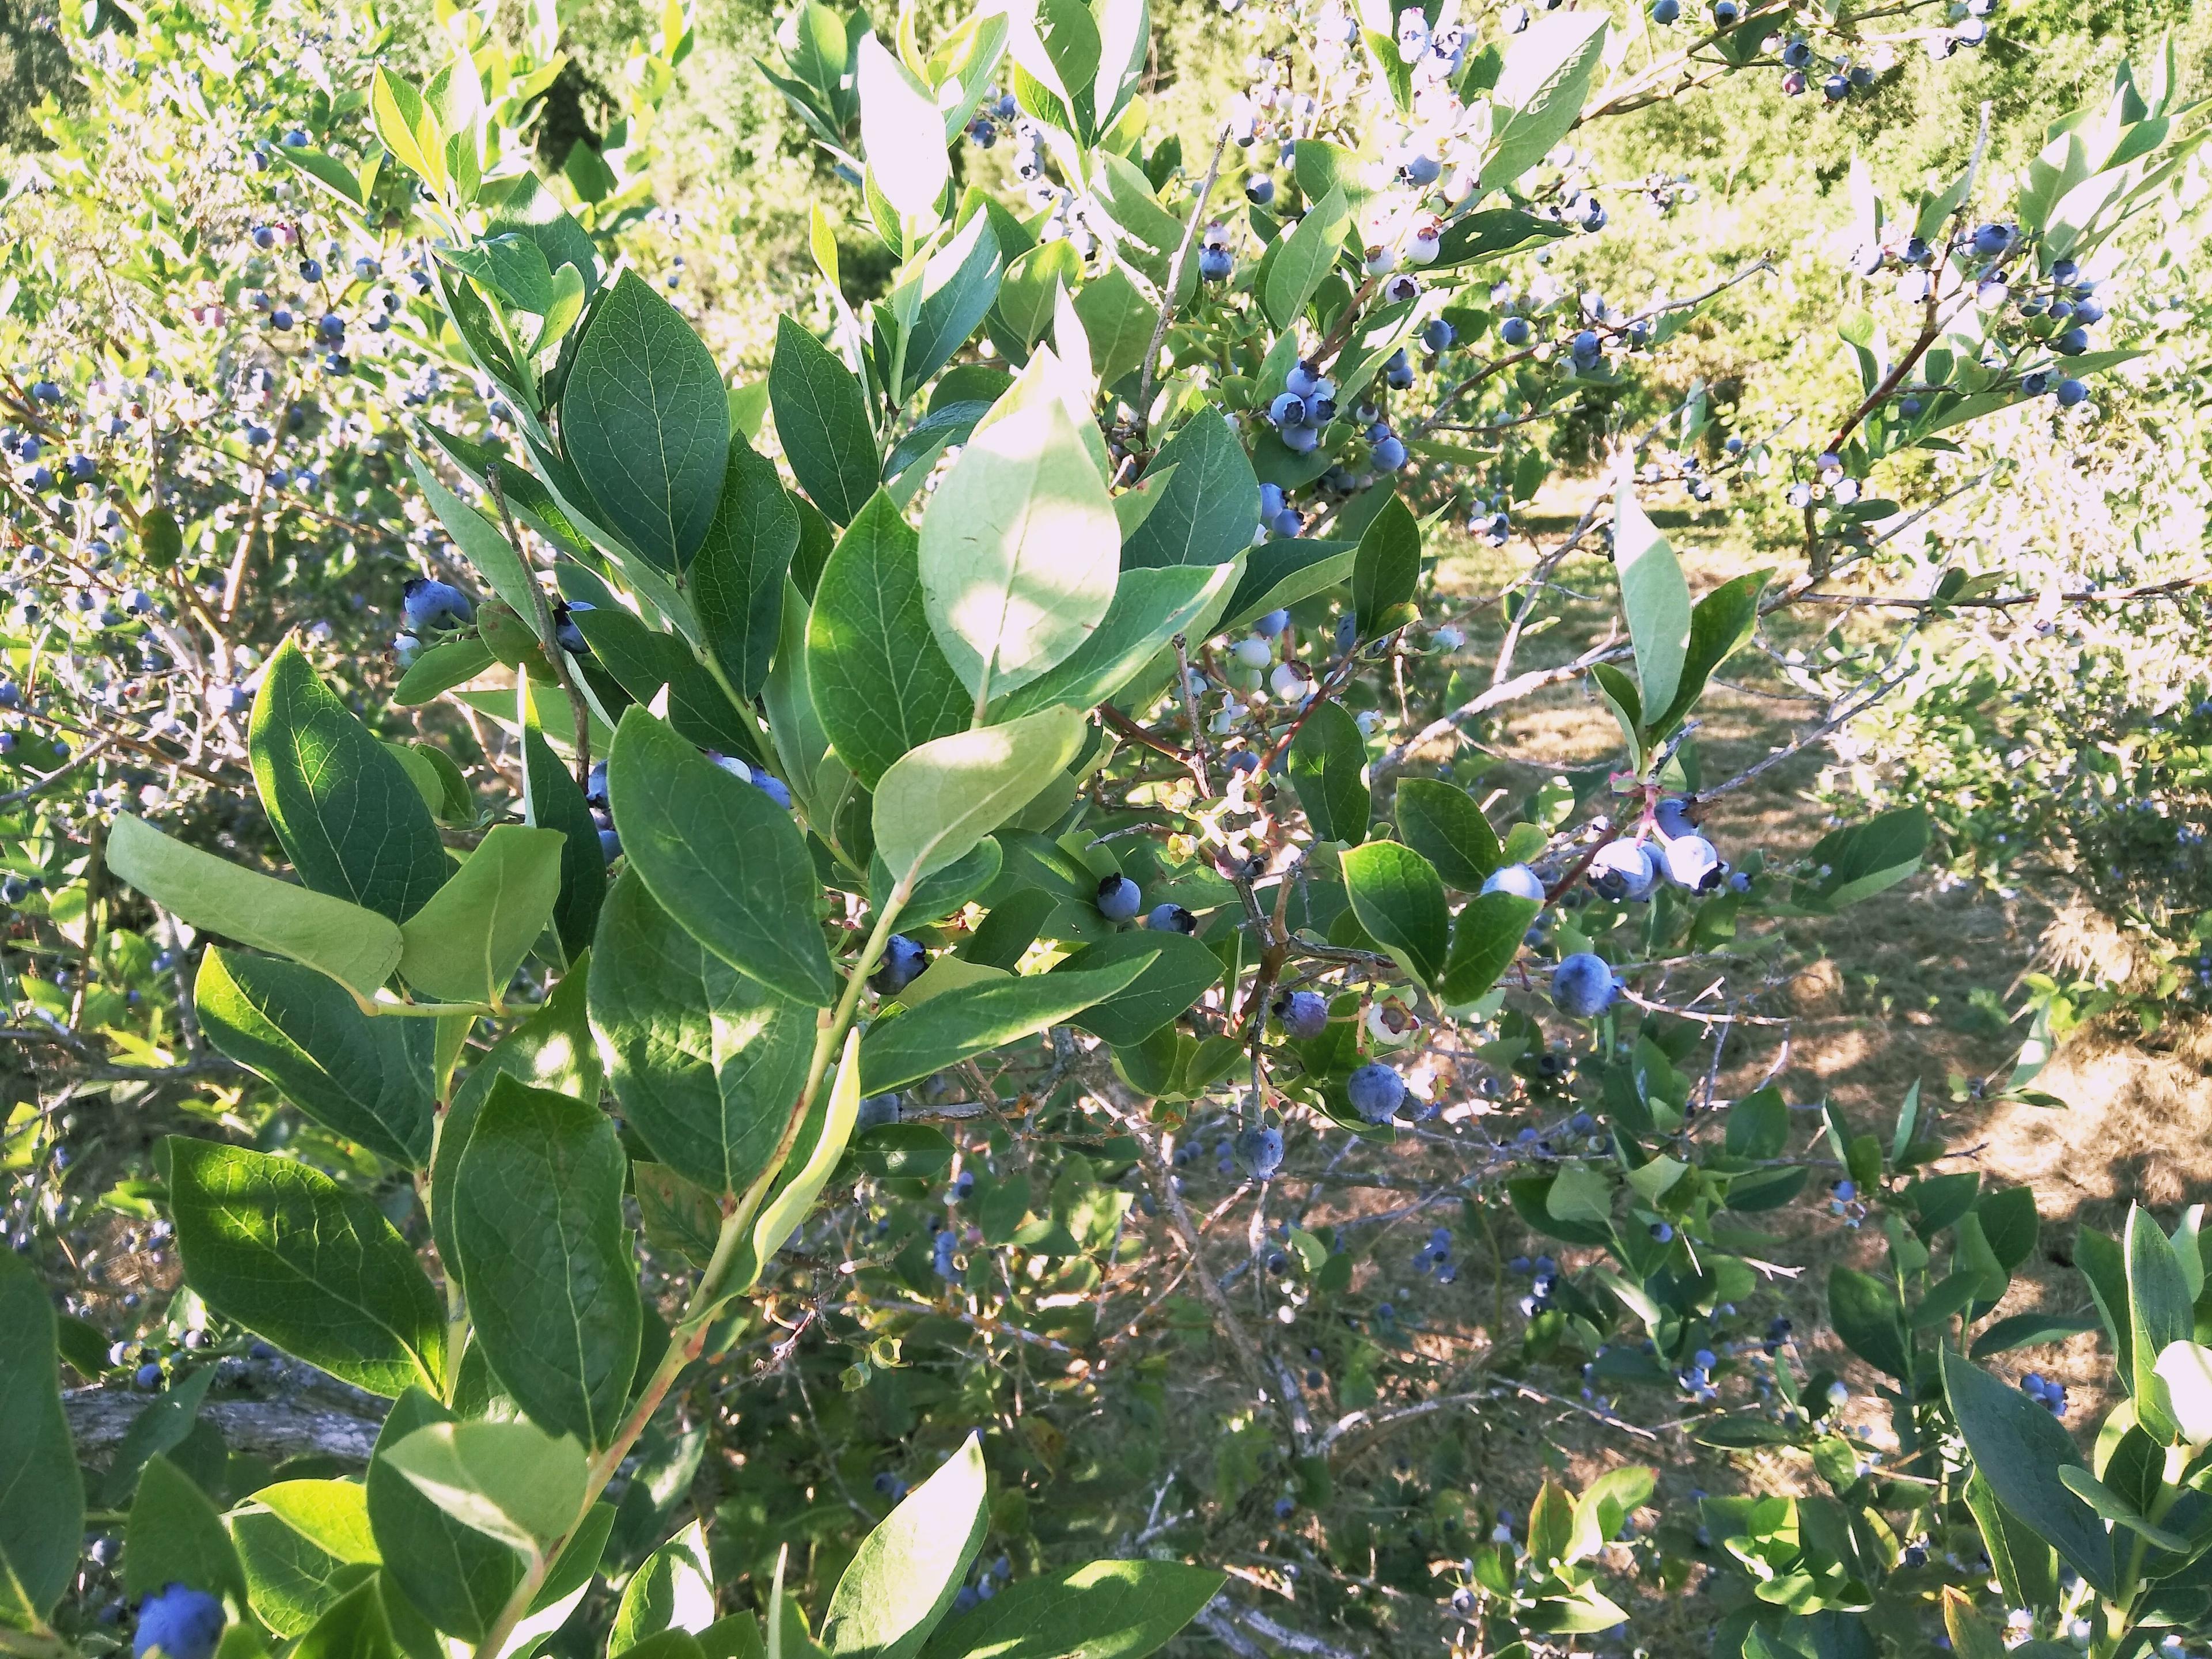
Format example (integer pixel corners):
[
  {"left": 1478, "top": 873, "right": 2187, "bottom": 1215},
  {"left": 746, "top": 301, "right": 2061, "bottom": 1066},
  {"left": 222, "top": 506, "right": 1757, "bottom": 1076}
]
[
  {"left": 317, "top": 313, "right": 344, "bottom": 342},
  {"left": 1347, "top": 1062, "right": 1406, "bottom": 1124},
  {"left": 401, "top": 576, "right": 474, "bottom": 631},
  {"left": 1498, "top": 316, "right": 1532, "bottom": 349},
  {"left": 1278, "top": 990, "right": 1329, "bottom": 1040},
  {"left": 1551, "top": 952, "right": 1619, "bottom": 1018},
  {"left": 1652, "top": 0, "right": 1679, "bottom": 18},
  {"left": 1971, "top": 223, "right": 2013, "bottom": 257},
  {"left": 1269, "top": 391, "right": 1309, "bottom": 427},
  {"left": 299, "top": 257, "right": 323, "bottom": 283},
  {"left": 1588, "top": 839, "right": 1660, "bottom": 902},
  {"left": 1650, "top": 1221, "right": 1675, "bottom": 1243},
  {"left": 132, "top": 1362, "right": 163, "bottom": 1390},
  {"left": 1246, "top": 175, "right": 1275, "bottom": 206},
  {"left": 1234, "top": 1125, "right": 1285, "bottom": 1179},
  {"left": 1254, "top": 608, "right": 1290, "bottom": 638},
  {"left": 1285, "top": 361, "right": 1319, "bottom": 398},
  {"left": 1373, "top": 435, "right": 1408, "bottom": 471},
  {"left": 2050, "top": 256, "right": 2078, "bottom": 285},
  {"left": 2022, "top": 370, "right": 2051, "bottom": 395},
  {"left": 1198, "top": 247, "right": 1233, "bottom": 282},
  {"left": 1383, "top": 347, "right": 1414, "bottom": 389},
  {"left": 1822, "top": 73, "right": 1849, "bottom": 101},
  {"left": 1781, "top": 35, "right": 1809, "bottom": 65},
  {"left": 2055, "top": 326, "right": 2090, "bottom": 355},
  {"left": 873, "top": 934, "right": 927, "bottom": 994},
  {"left": 1834, "top": 1179, "right": 1857, "bottom": 1201},
  {"left": 2055, "top": 378, "right": 2088, "bottom": 407},
  {"left": 1571, "top": 328, "right": 1601, "bottom": 361},
  {"left": 1145, "top": 903, "right": 1196, "bottom": 933},
  {"left": 1274, "top": 1495, "right": 1297, "bottom": 1518},
  {"left": 1480, "top": 863, "right": 1546, "bottom": 903},
  {"left": 270, "top": 308, "right": 293, "bottom": 331},
  {"left": 252, "top": 226, "right": 275, "bottom": 249},
  {"left": 134, "top": 1585, "right": 226, "bottom": 1659},
  {"left": 1712, "top": 0, "right": 1739, "bottom": 21},
  {"left": 751, "top": 772, "right": 793, "bottom": 809},
  {"left": 1661, "top": 834, "right": 1724, "bottom": 893}
]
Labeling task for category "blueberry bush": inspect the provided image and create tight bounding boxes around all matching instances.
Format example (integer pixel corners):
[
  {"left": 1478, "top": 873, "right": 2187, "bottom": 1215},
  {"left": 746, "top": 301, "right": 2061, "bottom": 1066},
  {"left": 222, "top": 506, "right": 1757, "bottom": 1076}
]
[{"left": 5, "top": 0, "right": 2212, "bottom": 1657}]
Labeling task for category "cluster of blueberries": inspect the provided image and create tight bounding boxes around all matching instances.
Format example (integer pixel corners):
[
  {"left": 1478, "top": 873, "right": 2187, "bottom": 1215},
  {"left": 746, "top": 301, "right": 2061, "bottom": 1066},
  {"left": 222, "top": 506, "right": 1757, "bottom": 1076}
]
[
  {"left": 945, "top": 1554, "right": 1016, "bottom": 1616},
  {"left": 1414, "top": 1224, "right": 1456, "bottom": 1282},
  {"left": 1825, "top": 1177, "right": 1867, "bottom": 1229},
  {"left": 131, "top": 1585, "right": 225, "bottom": 1659},
  {"left": 2018, "top": 1370, "right": 2070, "bottom": 1418}
]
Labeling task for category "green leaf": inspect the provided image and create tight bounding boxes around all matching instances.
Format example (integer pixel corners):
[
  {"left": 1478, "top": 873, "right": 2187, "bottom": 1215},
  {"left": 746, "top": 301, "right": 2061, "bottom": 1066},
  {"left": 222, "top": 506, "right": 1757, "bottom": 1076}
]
[
  {"left": 869, "top": 838, "right": 1005, "bottom": 929},
  {"left": 1265, "top": 185, "right": 1351, "bottom": 331},
  {"left": 1086, "top": 154, "right": 1190, "bottom": 302},
  {"left": 902, "top": 216, "right": 1006, "bottom": 396},
  {"left": 521, "top": 699, "right": 607, "bottom": 963},
  {"left": 806, "top": 492, "right": 973, "bottom": 788},
  {"left": 2152, "top": 1340, "right": 2212, "bottom": 1446},
  {"left": 1802, "top": 807, "right": 1929, "bottom": 910},
  {"left": 1969, "top": 1312, "right": 2099, "bottom": 1359},
  {"left": 919, "top": 351, "right": 1121, "bottom": 710},
  {"left": 1070, "top": 268, "right": 1154, "bottom": 389},
  {"left": 1118, "top": 411, "right": 1261, "bottom": 571},
  {"left": 1430, "top": 208, "right": 1570, "bottom": 269},
  {"left": 1478, "top": 12, "right": 1609, "bottom": 192},
  {"left": 770, "top": 317, "right": 879, "bottom": 526},
  {"left": 917, "top": 1560, "right": 1225, "bottom": 1659},
  {"left": 370, "top": 69, "right": 444, "bottom": 190},
  {"left": 397, "top": 825, "right": 565, "bottom": 1006},
  {"left": 860, "top": 956, "right": 1152, "bottom": 1092},
  {"left": 995, "top": 242, "right": 1081, "bottom": 353},
  {"left": 2078, "top": 1225, "right": 2132, "bottom": 1380},
  {"left": 1341, "top": 841, "right": 1449, "bottom": 987},
  {"left": 1394, "top": 779, "right": 1500, "bottom": 889},
  {"left": 749, "top": 1028, "right": 863, "bottom": 1272},
  {"left": 1611, "top": 471, "right": 1690, "bottom": 724},
  {"left": 1651, "top": 570, "right": 1768, "bottom": 735},
  {"left": 449, "top": 1077, "right": 641, "bottom": 1448},
  {"left": 2056, "top": 1465, "right": 2191, "bottom": 1550},
  {"left": 366, "top": 1390, "right": 524, "bottom": 1640},
  {"left": 1351, "top": 495, "right": 1422, "bottom": 639},
  {"left": 612, "top": 1521, "right": 717, "bottom": 1656},
  {"left": 1053, "top": 933, "right": 1220, "bottom": 1047},
  {"left": 634, "top": 1163, "right": 727, "bottom": 1267},
  {"left": 1218, "top": 539, "right": 1357, "bottom": 633},
  {"left": 857, "top": 32, "right": 950, "bottom": 218},
  {"left": 1940, "top": 1347, "right": 2116, "bottom": 1595},
  {"left": 1000, "top": 562, "right": 1241, "bottom": 719},
  {"left": 195, "top": 946, "right": 436, "bottom": 1166},
  {"left": 1439, "top": 891, "right": 1537, "bottom": 1005},
  {"left": 565, "top": 603, "right": 759, "bottom": 765},
  {"left": 252, "top": 1480, "right": 378, "bottom": 1566},
  {"left": 562, "top": 269, "right": 732, "bottom": 572},
  {"left": 1289, "top": 701, "right": 1370, "bottom": 844},
  {"left": 381, "top": 1419, "right": 589, "bottom": 1554},
  {"left": 124, "top": 1455, "right": 249, "bottom": 1607},
  {"left": 691, "top": 436, "right": 800, "bottom": 700},
  {"left": 233, "top": 1505, "right": 362, "bottom": 1637},
  {"left": 824, "top": 1436, "right": 987, "bottom": 1659},
  {"left": 0, "top": 1251, "right": 84, "bottom": 1624},
  {"left": 394, "top": 636, "right": 499, "bottom": 706},
  {"left": 1828, "top": 1268, "right": 1911, "bottom": 1380},
  {"left": 1726, "top": 1087, "right": 1790, "bottom": 1160},
  {"left": 2128, "top": 1204, "right": 2194, "bottom": 1437},
  {"left": 165, "top": 1137, "right": 445, "bottom": 1397},
  {"left": 251, "top": 641, "right": 450, "bottom": 924},
  {"left": 288, "top": 1571, "right": 398, "bottom": 1659},
  {"left": 608, "top": 707, "right": 837, "bottom": 1007},
  {"left": 590, "top": 869, "right": 815, "bottom": 1198},
  {"left": 873, "top": 704, "right": 1088, "bottom": 886},
  {"left": 1963, "top": 1472, "right": 2056, "bottom": 1620}
]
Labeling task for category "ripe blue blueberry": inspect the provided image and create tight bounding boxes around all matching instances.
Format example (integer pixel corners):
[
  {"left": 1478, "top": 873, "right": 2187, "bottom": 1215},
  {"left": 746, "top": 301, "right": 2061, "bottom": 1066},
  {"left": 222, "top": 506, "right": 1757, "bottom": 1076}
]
[
  {"left": 1822, "top": 73, "right": 1849, "bottom": 101},
  {"left": 1661, "top": 834, "right": 1724, "bottom": 893},
  {"left": 134, "top": 1585, "right": 225, "bottom": 1659},
  {"left": 1653, "top": 795, "right": 1695, "bottom": 838},
  {"left": 1652, "top": 0, "right": 1679, "bottom": 20},
  {"left": 1257, "top": 483, "right": 1285, "bottom": 521},
  {"left": 132, "top": 1362, "right": 162, "bottom": 1389},
  {"left": 1383, "top": 348, "right": 1414, "bottom": 389},
  {"left": 1279, "top": 990, "right": 1329, "bottom": 1039},
  {"left": 1373, "top": 435, "right": 1408, "bottom": 471},
  {"left": 1096, "top": 873, "right": 1142, "bottom": 922},
  {"left": 2056, "top": 325, "right": 2090, "bottom": 354},
  {"left": 1145, "top": 903, "right": 1196, "bottom": 934},
  {"left": 1255, "top": 608, "right": 1290, "bottom": 638},
  {"left": 1480, "top": 863, "right": 1546, "bottom": 903},
  {"left": 270, "top": 309, "right": 293, "bottom": 331},
  {"left": 1281, "top": 423, "right": 1321, "bottom": 454},
  {"left": 1347, "top": 1062, "right": 1406, "bottom": 1123},
  {"left": 873, "top": 934, "right": 926, "bottom": 994},
  {"left": 1272, "top": 506, "right": 1304, "bottom": 536},
  {"left": 1269, "top": 392, "right": 1308, "bottom": 427},
  {"left": 1285, "top": 362, "right": 1319, "bottom": 398},
  {"left": 1781, "top": 36, "right": 1810, "bottom": 66},
  {"left": 1500, "top": 316, "right": 1531, "bottom": 347},
  {"left": 282, "top": 127, "right": 309, "bottom": 147},
  {"left": 2022, "top": 370, "right": 2051, "bottom": 395},
  {"left": 1421, "top": 319, "right": 1455, "bottom": 353},
  {"left": 1551, "top": 952, "right": 1619, "bottom": 1018},
  {"left": 1234, "top": 1125, "right": 1285, "bottom": 1179},
  {"left": 2050, "top": 256, "right": 2078, "bottom": 285},
  {"left": 1650, "top": 1221, "right": 1675, "bottom": 1242},
  {"left": 299, "top": 257, "right": 323, "bottom": 282},
  {"left": 751, "top": 772, "right": 793, "bottom": 809},
  {"left": 1571, "top": 328, "right": 1601, "bottom": 361},
  {"left": 598, "top": 828, "right": 622, "bottom": 863},
  {"left": 401, "top": 577, "right": 474, "bottom": 631},
  {"left": 1971, "top": 222, "right": 2013, "bottom": 257},
  {"left": 1246, "top": 175, "right": 1275, "bottom": 206},
  {"left": 252, "top": 226, "right": 275, "bottom": 249},
  {"left": 2055, "top": 378, "right": 2088, "bottom": 407},
  {"left": 1198, "top": 247, "right": 1233, "bottom": 282},
  {"left": 1588, "top": 839, "right": 1660, "bottom": 901},
  {"left": 317, "top": 313, "right": 344, "bottom": 342}
]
